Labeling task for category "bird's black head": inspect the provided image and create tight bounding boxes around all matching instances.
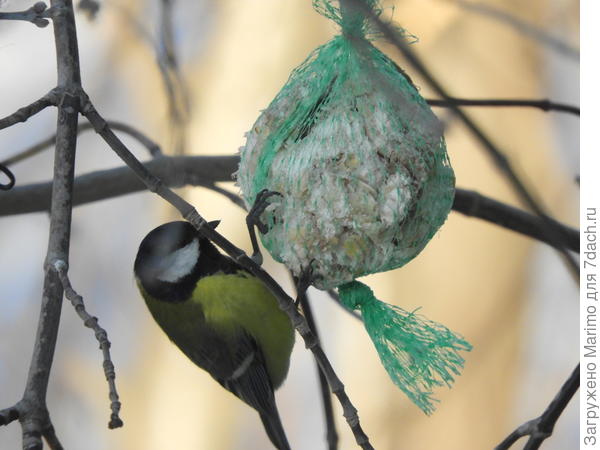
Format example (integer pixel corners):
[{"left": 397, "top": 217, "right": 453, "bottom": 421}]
[{"left": 134, "top": 221, "right": 222, "bottom": 303}]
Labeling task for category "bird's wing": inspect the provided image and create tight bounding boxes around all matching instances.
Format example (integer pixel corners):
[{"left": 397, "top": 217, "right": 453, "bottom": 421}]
[
  {"left": 220, "top": 332, "right": 291, "bottom": 450},
  {"left": 174, "top": 313, "right": 275, "bottom": 412},
  {"left": 177, "top": 321, "right": 240, "bottom": 381},
  {"left": 219, "top": 331, "right": 276, "bottom": 413}
]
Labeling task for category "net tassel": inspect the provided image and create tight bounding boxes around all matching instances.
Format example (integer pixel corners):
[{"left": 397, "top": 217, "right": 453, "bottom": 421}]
[{"left": 338, "top": 281, "right": 472, "bottom": 414}]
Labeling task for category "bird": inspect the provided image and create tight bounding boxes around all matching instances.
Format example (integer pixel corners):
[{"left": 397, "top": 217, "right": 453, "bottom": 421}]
[{"left": 134, "top": 220, "right": 295, "bottom": 450}]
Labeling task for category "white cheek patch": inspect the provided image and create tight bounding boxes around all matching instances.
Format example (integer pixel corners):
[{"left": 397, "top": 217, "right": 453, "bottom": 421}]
[{"left": 156, "top": 239, "right": 200, "bottom": 282}]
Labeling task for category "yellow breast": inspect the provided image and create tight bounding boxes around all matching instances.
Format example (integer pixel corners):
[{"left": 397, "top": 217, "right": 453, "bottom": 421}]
[{"left": 193, "top": 272, "right": 295, "bottom": 387}]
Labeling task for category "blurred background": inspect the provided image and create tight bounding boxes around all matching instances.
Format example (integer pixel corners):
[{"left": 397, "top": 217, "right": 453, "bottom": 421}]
[{"left": 0, "top": 0, "right": 579, "bottom": 449}]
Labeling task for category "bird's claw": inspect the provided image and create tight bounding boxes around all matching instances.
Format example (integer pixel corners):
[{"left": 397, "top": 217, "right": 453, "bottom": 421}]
[
  {"left": 247, "top": 189, "right": 282, "bottom": 233},
  {"left": 245, "top": 189, "right": 282, "bottom": 267}
]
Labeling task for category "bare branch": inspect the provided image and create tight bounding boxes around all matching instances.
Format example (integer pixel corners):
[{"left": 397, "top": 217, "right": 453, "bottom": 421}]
[
  {"left": 1, "top": 120, "right": 161, "bottom": 167},
  {"left": 104, "top": 121, "right": 163, "bottom": 156},
  {"left": 20, "top": 407, "right": 63, "bottom": 450},
  {"left": 0, "top": 164, "right": 16, "bottom": 190},
  {"left": 52, "top": 260, "right": 123, "bottom": 429},
  {"left": 447, "top": 0, "right": 579, "bottom": 61},
  {"left": 296, "top": 283, "right": 338, "bottom": 450},
  {"left": 0, "top": 89, "right": 58, "bottom": 131},
  {"left": 41, "top": 421, "right": 64, "bottom": 450},
  {"left": 15, "top": 1, "right": 82, "bottom": 448},
  {"left": 427, "top": 98, "right": 580, "bottom": 116},
  {"left": 453, "top": 189, "right": 578, "bottom": 252},
  {"left": 0, "top": 2, "right": 52, "bottom": 28},
  {"left": 0, "top": 405, "right": 20, "bottom": 426},
  {"left": 156, "top": 0, "right": 190, "bottom": 155},
  {"left": 106, "top": 0, "right": 190, "bottom": 154},
  {"left": 495, "top": 364, "right": 580, "bottom": 450},
  {"left": 206, "top": 182, "right": 246, "bottom": 209},
  {"left": 0, "top": 155, "right": 237, "bottom": 215}
]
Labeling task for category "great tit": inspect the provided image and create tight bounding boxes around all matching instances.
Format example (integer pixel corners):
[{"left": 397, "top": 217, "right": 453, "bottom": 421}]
[{"left": 134, "top": 221, "right": 295, "bottom": 450}]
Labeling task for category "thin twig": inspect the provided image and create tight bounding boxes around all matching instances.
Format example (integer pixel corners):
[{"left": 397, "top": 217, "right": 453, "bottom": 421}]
[
  {"left": 447, "top": 0, "right": 579, "bottom": 61},
  {"left": 427, "top": 98, "right": 580, "bottom": 116},
  {"left": 0, "top": 89, "right": 58, "bottom": 131},
  {"left": 295, "top": 282, "right": 338, "bottom": 450},
  {"left": 495, "top": 364, "right": 580, "bottom": 450},
  {"left": 158, "top": 0, "right": 177, "bottom": 68},
  {"left": 0, "top": 164, "right": 16, "bottom": 190},
  {"left": 107, "top": 0, "right": 189, "bottom": 154},
  {"left": 348, "top": 0, "right": 580, "bottom": 279},
  {"left": 0, "top": 1, "right": 52, "bottom": 28},
  {"left": 80, "top": 98, "right": 375, "bottom": 449},
  {"left": 1, "top": 120, "right": 161, "bottom": 167},
  {"left": 157, "top": 0, "right": 190, "bottom": 155},
  {"left": 205, "top": 183, "right": 246, "bottom": 209},
  {"left": 52, "top": 260, "right": 123, "bottom": 429},
  {"left": 0, "top": 405, "right": 20, "bottom": 426},
  {"left": 106, "top": 120, "right": 162, "bottom": 156}
]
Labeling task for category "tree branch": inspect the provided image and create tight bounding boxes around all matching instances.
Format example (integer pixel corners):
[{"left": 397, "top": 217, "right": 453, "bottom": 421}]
[
  {"left": 296, "top": 283, "right": 338, "bottom": 450},
  {"left": 41, "top": 421, "right": 63, "bottom": 450},
  {"left": 52, "top": 260, "right": 123, "bottom": 429},
  {"left": 1, "top": 120, "right": 162, "bottom": 167},
  {"left": 156, "top": 0, "right": 190, "bottom": 155},
  {"left": 106, "top": 0, "right": 189, "bottom": 154},
  {"left": 427, "top": 98, "right": 580, "bottom": 116},
  {"left": 0, "top": 2, "right": 52, "bottom": 28},
  {"left": 0, "top": 405, "right": 20, "bottom": 426},
  {"left": 0, "top": 164, "right": 16, "bottom": 190},
  {"left": 447, "top": 0, "right": 579, "bottom": 61},
  {"left": 13, "top": 1, "right": 81, "bottom": 449},
  {"left": 452, "top": 189, "right": 578, "bottom": 252},
  {"left": 495, "top": 364, "right": 580, "bottom": 450},
  {"left": 0, "top": 155, "right": 237, "bottom": 215},
  {"left": 0, "top": 89, "right": 58, "bottom": 131}
]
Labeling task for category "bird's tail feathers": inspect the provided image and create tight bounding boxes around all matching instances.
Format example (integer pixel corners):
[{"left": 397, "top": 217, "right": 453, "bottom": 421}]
[{"left": 259, "top": 409, "right": 290, "bottom": 450}]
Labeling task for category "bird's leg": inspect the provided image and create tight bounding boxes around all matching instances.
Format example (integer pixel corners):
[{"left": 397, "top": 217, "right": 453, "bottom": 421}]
[{"left": 245, "top": 189, "right": 282, "bottom": 266}]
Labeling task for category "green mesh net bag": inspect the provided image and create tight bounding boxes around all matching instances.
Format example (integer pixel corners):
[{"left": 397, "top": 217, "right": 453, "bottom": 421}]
[{"left": 236, "top": 0, "right": 471, "bottom": 414}]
